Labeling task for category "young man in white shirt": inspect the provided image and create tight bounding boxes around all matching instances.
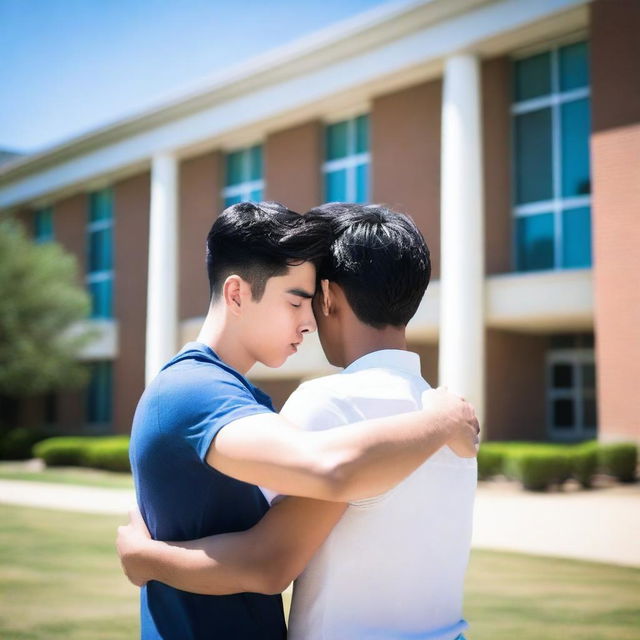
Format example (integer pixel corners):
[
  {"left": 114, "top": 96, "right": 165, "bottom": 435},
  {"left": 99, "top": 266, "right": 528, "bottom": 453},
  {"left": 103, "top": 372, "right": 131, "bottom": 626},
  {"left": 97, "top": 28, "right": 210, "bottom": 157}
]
[{"left": 118, "top": 203, "right": 476, "bottom": 640}]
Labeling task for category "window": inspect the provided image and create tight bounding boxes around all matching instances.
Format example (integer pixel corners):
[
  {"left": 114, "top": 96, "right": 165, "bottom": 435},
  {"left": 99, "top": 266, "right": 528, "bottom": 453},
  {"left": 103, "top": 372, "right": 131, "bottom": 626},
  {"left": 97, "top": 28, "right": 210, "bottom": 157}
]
[
  {"left": 547, "top": 334, "right": 596, "bottom": 441},
  {"left": 222, "top": 145, "right": 264, "bottom": 208},
  {"left": 86, "top": 361, "right": 113, "bottom": 429},
  {"left": 323, "top": 114, "right": 370, "bottom": 203},
  {"left": 34, "top": 207, "right": 54, "bottom": 243},
  {"left": 87, "top": 188, "right": 114, "bottom": 318},
  {"left": 512, "top": 41, "right": 592, "bottom": 272}
]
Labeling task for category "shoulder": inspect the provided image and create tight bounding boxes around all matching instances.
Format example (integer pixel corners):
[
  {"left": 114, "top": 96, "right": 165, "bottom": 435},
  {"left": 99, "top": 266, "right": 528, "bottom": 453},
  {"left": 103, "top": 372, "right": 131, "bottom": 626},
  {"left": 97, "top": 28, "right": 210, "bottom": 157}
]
[{"left": 281, "top": 374, "right": 353, "bottom": 432}]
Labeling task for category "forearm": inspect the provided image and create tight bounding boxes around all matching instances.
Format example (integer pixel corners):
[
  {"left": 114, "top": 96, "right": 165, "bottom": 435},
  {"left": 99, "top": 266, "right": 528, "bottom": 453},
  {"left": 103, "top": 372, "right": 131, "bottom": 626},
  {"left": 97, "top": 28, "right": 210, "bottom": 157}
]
[
  {"left": 315, "top": 407, "right": 451, "bottom": 501},
  {"left": 134, "top": 532, "right": 265, "bottom": 596}
]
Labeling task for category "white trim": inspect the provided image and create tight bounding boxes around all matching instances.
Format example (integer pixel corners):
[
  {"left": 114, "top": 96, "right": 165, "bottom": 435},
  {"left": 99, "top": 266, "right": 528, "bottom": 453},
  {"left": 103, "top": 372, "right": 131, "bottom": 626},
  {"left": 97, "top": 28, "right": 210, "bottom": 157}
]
[
  {"left": 511, "top": 87, "right": 589, "bottom": 114},
  {"left": 221, "top": 180, "right": 265, "bottom": 199},
  {"left": 514, "top": 195, "right": 590, "bottom": 216},
  {"left": 0, "top": 0, "right": 589, "bottom": 209}
]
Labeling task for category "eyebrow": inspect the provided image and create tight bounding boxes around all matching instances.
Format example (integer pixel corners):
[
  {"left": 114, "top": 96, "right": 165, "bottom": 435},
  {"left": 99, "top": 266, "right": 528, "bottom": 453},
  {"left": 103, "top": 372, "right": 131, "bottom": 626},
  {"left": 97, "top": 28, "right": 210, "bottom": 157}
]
[{"left": 286, "top": 287, "right": 315, "bottom": 299}]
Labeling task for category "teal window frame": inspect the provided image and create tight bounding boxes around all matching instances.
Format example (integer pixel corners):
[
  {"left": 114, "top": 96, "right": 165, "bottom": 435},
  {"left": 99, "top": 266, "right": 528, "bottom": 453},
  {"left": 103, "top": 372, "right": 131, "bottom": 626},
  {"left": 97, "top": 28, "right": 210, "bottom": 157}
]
[
  {"left": 323, "top": 114, "right": 370, "bottom": 204},
  {"left": 34, "top": 207, "right": 54, "bottom": 243},
  {"left": 86, "top": 360, "right": 113, "bottom": 429},
  {"left": 222, "top": 144, "right": 264, "bottom": 208},
  {"left": 512, "top": 41, "right": 592, "bottom": 273},
  {"left": 86, "top": 188, "right": 114, "bottom": 319}
]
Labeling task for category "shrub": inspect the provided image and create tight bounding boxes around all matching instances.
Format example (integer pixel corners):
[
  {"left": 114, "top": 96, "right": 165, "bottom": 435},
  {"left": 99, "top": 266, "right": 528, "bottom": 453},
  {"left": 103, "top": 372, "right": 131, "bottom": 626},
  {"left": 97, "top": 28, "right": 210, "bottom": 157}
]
[
  {"left": 598, "top": 443, "right": 638, "bottom": 483},
  {"left": 570, "top": 441, "right": 599, "bottom": 488},
  {"left": 477, "top": 444, "right": 507, "bottom": 480},
  {"left": 504, "top": 447, "right": 572, "bottom": 491},
  {"left": 0, "top": 427, "right": 50, "bottom": 460},
  {"left": 33, "top": 437, "right": 99, "bottom": 467},
  {"left": 82, "top": 437, "right": 131, "bottom": 473}
]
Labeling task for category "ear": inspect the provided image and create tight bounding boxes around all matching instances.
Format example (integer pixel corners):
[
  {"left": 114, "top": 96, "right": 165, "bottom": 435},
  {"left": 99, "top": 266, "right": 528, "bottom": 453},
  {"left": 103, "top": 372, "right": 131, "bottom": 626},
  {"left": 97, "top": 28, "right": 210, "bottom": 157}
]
[
  {"left": 222, "top": 275, "right": 244, "bottom": 316},
  {"left": 320, "top": 279, "right": 332, "bottom": 317}
]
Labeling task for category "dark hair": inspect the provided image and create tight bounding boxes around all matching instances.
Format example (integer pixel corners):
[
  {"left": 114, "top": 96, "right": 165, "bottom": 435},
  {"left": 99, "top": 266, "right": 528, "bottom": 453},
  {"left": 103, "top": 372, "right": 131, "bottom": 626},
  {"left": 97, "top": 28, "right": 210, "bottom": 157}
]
[
  {"left": 306, "top": 203, "right": 431, "bottom": 328},
  {"left": 206, "top": 201, "right": 332, "bottom": 301}
]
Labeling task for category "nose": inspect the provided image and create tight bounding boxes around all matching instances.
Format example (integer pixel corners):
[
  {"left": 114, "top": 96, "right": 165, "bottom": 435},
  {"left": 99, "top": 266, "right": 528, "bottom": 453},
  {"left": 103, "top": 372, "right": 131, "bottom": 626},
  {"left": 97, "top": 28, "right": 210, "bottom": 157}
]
[{"left": 300, "top": 308, "right": 317, "bottom": 335}]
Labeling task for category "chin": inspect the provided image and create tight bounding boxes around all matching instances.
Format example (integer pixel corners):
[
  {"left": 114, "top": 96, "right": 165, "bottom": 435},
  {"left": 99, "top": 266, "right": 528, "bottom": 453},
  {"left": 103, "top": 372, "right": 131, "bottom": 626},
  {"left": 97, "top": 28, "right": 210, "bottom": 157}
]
[{"left": 260, "top": 353, "right": 289, "bottom": 369}]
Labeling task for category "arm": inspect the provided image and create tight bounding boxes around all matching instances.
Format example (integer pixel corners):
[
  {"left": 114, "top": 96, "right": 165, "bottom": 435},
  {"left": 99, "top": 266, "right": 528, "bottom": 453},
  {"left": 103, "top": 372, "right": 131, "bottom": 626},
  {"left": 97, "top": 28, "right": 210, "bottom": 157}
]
[
  {"left": 207, "top": 387, "right": 479, "bottom": 503},
  {"left": 118, "top": 499, "right": 347, "bottom": 595}
]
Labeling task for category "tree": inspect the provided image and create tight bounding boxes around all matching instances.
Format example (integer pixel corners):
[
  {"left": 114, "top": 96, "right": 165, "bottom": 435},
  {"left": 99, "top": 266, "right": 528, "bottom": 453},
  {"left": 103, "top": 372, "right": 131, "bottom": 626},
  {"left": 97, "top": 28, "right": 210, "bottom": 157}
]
[{"left": 0, "top": 217, "right": 94, "bottom": 398}]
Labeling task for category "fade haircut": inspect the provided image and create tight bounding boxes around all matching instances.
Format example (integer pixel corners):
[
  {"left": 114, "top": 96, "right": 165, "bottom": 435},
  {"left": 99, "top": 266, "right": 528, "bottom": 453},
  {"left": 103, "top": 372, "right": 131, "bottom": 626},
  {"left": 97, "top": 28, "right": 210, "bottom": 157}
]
[
  {"left": 306, "top": 203, "right": 431, "bottom": 328},
  {"left": 206, "top": 201, "right": 332, "bottom": 301}
]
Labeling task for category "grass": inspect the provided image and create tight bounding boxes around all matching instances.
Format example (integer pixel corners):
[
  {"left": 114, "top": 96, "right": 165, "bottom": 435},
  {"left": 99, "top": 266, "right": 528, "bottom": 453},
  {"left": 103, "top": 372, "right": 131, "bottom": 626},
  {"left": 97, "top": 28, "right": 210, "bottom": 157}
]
[
  {"left": 1, "top": 504, "right": 639, "bottom": 639},
  {"left": 0, "top": 462, "right": 134, "bottom": 490}
]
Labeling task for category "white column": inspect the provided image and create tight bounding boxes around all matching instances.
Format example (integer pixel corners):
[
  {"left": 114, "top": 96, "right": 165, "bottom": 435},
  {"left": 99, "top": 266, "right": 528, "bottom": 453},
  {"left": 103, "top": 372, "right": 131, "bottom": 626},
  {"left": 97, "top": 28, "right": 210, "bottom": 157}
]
[
  {"left": 145, "top": 153, "right": 179, "bottom": 385},
  {"left": 439, "top": 54, "right": 485, "bottom": 426}
]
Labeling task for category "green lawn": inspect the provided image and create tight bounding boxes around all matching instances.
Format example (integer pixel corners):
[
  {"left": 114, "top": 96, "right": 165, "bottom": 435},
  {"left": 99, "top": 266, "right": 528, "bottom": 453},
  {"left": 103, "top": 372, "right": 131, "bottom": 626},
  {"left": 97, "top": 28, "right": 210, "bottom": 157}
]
[
  {"left": 0, "top": 463, "right": 134, "bottom": 490},
  {"left": 1, "top": 504, "right": 638, "bottom": 639}
]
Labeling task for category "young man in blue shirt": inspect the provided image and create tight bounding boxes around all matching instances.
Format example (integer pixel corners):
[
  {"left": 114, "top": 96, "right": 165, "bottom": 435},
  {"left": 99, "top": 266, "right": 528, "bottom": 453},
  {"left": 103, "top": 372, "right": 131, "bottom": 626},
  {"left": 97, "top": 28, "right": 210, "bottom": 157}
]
[{"left": 126, "top": 201, "right": 478, "bottom": 639}]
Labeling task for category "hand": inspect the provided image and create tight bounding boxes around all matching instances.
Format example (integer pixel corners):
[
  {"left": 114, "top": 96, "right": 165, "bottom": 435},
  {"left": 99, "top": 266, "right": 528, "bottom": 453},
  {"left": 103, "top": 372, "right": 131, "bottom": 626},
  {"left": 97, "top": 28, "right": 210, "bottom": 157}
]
[
  {"left": 116, "top": 508, "right": 153, "bottom": 587},
  {"left": 421, "top": 387, "right": 480, "bottom": 458}
]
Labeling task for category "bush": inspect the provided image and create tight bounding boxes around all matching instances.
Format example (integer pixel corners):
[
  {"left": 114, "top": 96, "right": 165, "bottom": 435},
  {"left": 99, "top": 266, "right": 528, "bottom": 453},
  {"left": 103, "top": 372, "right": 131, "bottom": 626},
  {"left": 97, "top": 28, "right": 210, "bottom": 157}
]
[
  {"left": 33, "top": 437, "right": 98, "bottom": 467},
  {"left": 570, "top": 441, "right": 599, "bottom": 488},
  {"left": 0, "top": 427, "right": 50, "bottom": 460},
  {"left": 477, "top": 444, "right": 507, "bottom": 480},
  {"left": 598, "top": 443, "right": 638, "bottom": 483},
  {"left": 33, "top": 436, "right": 130, "bottom": 472},
  {"left": 504, "top": 447, "right": 572, "bottom": 491},
  {"left": 82, "top": 437, "right": 131, "bottom": 473}
]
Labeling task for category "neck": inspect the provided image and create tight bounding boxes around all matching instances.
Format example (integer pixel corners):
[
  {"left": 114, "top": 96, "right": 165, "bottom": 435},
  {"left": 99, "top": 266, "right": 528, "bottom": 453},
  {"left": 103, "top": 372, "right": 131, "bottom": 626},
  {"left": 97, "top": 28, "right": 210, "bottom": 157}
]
[
  {"left": 341, "top": 322, "right": 407, "bottom": 368},
  {"left": 197, "top": 304, "right": 255, "bottom": 375}
]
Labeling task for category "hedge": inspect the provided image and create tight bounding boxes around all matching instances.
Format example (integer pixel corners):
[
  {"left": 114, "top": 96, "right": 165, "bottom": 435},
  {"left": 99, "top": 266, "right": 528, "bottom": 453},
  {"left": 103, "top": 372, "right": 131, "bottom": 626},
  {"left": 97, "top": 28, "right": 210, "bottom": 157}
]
[
  {"left": 598, "top": 443, "right": 638, "bottom": 483},
  {"left": 478, "top": 440, "right": 637, "bottom": 491},
  {"left": 0, "top": 427, "right": 51, "bottom": 460},
  {"left": 33, "top": 436, "right": 130, "bottom": 472}
]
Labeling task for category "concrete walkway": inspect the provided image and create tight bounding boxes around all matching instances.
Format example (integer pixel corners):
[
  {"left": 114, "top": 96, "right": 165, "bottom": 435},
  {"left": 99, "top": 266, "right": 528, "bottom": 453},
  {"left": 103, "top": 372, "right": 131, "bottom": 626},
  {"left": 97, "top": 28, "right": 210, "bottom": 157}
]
[{"left": 1, "top": 478, "right": 638, "bottom": 568}]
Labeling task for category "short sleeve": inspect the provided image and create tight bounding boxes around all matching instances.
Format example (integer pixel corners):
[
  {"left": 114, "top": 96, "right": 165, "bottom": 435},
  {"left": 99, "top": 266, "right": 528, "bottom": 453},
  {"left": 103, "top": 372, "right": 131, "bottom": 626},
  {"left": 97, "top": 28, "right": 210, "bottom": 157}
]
[
  {"left": 170, "top": 375, "right": 274, "bottom": 465},
  {"left": 259, "top": 384, "right": 350, "bottom": 505}
]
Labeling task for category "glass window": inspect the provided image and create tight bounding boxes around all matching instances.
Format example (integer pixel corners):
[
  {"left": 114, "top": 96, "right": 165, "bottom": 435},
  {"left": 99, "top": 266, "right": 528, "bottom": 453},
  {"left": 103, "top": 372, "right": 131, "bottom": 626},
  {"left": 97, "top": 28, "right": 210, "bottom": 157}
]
[
  {"left": 514, "top": 52, "right": 551, "bottom": 101},
  {"left": 561, "top": 98, "right": 591, "bottom": 197},
  {"left": 222, "top": 145, "right": 264, "bottom": 206},
  {"left": 562, "top": 207, "right": 592, "bottom": 268},
  {"left": 326, "top": 121, "right": 349, "bottom": 160},
  {"left": 34, "top": 207, "right": 54, "bottom": 244},
  {"left": 512, "top": 41, "right": 591, "bottom": 272},
  {"left": 516, "top": 213, "right": 554, "bottom": 271},
  {"left": 325, "top": 169, "right": 348, "bottom": 202},
  {"left": 323, "top": 114, "right": 370, "bottom": 204},
  {"left": 552, "top": 364, "right": 574, "bottom": 388},
  {"left": 87, "top": 361, "right": 112, "bottom": 427},
  {"left": 87, "top": 188, "right": 114, "bottom": 319},
  {"left": 514, "top": 109, "right": 553, "bottom": 205},
  {"left": 559, "top": 41, "right": 589, "bottom": 92},
  {"left": 547, "top": 343, "right": 597, "bottom": 440}
]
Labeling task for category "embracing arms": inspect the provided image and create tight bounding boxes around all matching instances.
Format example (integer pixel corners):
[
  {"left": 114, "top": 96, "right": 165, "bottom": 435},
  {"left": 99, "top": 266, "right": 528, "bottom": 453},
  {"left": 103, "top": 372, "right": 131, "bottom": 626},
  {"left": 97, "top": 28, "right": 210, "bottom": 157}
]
[
  {"left": 118, "top": 497, "right": 347, "bottom": 595},
  {"left": 207, "top": 387, "right": 479, "bottom": 503}
]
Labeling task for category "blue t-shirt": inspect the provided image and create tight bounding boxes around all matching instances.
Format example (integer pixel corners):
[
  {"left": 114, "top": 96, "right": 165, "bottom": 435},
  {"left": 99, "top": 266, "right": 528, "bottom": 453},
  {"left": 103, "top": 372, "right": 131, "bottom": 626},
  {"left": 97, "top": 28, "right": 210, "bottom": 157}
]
[{"left": 129, "top": 342, "right": 287, "bottom": 640}]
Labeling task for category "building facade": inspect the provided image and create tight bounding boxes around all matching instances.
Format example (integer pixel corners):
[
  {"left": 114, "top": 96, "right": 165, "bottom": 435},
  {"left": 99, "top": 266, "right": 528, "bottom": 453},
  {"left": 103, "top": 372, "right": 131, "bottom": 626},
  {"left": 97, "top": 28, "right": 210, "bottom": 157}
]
[{"left": 1, "top": 0, "right": 638, "bottom": 443}]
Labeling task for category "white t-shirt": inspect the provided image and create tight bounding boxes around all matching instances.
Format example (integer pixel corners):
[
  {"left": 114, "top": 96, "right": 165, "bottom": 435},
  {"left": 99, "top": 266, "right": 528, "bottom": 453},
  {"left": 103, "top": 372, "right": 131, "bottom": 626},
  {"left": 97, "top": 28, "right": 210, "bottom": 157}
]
[{"left": 261, "top": 349, "right": 476, "bottom": 640}]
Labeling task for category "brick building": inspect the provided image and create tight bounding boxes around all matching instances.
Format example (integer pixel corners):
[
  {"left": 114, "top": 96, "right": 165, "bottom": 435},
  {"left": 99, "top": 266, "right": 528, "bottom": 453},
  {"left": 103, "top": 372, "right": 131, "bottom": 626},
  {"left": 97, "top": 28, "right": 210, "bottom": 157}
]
[{"left": 1, "top": 0, "right": 638, "bottom": 444}]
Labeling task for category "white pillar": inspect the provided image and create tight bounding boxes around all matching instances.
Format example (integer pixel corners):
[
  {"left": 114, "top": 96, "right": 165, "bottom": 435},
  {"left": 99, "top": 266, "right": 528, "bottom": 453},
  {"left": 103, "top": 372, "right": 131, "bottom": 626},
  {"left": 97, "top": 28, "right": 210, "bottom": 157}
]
[
  {"left": 145, "top": 153, "right": 178, "bottom": 385},
  {"left": 439, "top": 54, "right": 485, "bottom": 426}
]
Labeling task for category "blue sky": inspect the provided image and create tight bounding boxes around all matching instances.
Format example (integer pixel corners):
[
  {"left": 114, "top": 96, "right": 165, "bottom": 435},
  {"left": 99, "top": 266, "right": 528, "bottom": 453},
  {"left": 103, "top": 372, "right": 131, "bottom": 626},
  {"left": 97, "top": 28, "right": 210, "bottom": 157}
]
[{"left": 0, "top": 0, "right": 391, "bottom": 153}]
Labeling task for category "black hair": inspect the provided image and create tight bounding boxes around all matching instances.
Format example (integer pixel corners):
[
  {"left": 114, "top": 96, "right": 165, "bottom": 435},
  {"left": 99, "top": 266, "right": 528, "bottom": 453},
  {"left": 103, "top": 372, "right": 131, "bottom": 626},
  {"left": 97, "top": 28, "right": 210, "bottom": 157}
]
[
  {"left": 206, "top": 201, "right": 332, "bottom": 301},
  {"left": 306, "top": 203, "right": 431, "bottom": 328}
]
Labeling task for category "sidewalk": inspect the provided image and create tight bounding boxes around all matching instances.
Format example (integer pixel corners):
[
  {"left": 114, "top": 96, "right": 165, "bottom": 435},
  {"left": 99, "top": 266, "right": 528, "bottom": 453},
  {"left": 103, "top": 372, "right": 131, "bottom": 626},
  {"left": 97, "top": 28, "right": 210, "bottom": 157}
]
[{"left": 1, "top": 478, "right": 638, "bottom": 568}]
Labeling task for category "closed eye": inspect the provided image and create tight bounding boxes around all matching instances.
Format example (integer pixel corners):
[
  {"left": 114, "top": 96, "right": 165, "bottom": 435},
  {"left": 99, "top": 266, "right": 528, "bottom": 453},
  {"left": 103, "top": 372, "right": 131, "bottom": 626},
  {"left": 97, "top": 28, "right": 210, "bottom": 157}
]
[{"left": 290, "top": 303, "right": 301, "bottom": 308}]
